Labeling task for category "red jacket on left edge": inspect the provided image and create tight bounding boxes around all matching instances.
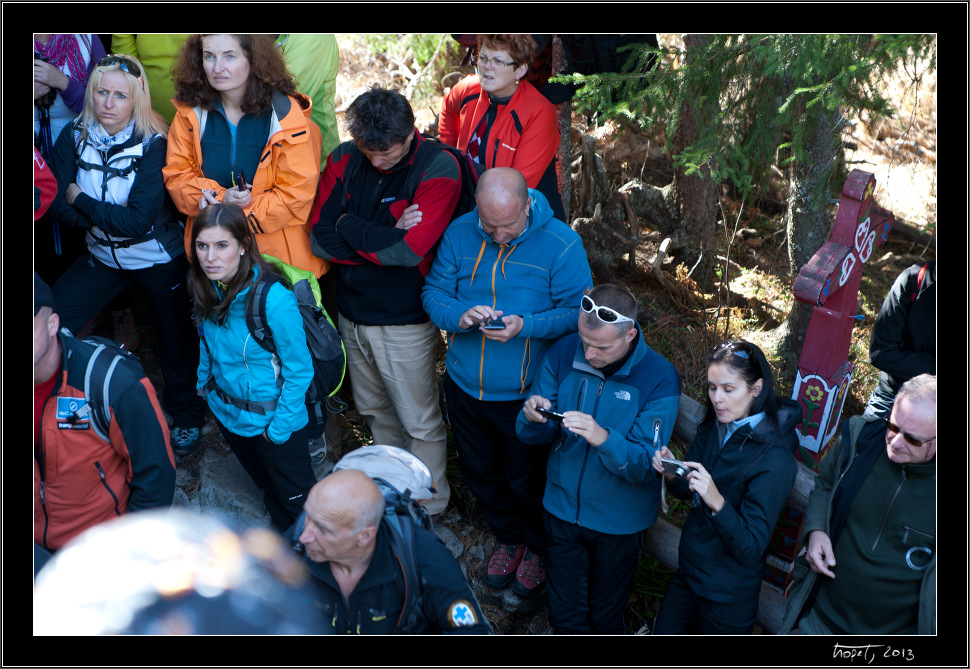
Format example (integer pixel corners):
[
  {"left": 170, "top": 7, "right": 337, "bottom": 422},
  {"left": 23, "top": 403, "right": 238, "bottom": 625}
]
[{"left": 34, "top": 331, "right": 175, "bottom": 551}]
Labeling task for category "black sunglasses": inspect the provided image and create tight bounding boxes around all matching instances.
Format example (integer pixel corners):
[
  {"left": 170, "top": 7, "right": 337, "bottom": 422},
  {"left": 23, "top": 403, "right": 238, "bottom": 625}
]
[
  {"left": 884, "top": 418, "right": 935, "bottom": 448},
  {"left": 97, "top": 55, "right": 142, "bottom": 79}
]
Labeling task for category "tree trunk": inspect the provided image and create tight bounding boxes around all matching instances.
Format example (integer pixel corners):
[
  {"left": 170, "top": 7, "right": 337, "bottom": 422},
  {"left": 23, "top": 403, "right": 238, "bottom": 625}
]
[
  {"left": 768, "top": 105, "right": 843, "bottom": 378},
  {"left": 553, "top": 35, "right": 572, "bottom": 221},
  {"left": 616, "top": 35, "right": 719, "bottom": 290},
  {"left": 668, "top": 34, "right": 719, "bottom": 291}
]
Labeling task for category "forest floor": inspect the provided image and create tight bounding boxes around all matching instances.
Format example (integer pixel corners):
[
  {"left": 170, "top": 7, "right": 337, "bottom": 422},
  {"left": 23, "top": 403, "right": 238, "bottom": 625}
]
[{"left": 122, "top": 34, "right": 936, "bottom": 636}]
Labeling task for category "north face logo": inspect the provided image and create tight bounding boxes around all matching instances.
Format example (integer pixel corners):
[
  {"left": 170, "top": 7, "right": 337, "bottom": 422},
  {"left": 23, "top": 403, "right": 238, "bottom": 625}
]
[{"left": 614, "top": 390, "right": 631, "bottom": 401}]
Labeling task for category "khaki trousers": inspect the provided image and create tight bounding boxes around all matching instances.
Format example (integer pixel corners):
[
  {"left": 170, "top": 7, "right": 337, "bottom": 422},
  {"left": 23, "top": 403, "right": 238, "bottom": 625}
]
[{"left": 339, "top": 315, "right": 451, "bottom": 514}]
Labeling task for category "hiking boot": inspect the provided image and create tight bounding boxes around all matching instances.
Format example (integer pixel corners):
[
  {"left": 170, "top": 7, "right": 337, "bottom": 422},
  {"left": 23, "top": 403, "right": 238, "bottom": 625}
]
[
  {"left": 171, "top": 426, "right": 200, "bottom": 455},
  {"left": 111, "top": 308, "right": 139, "bottom": 351},
  {"left": 511, "top": 548, "right": 545, "bottom": 598},
  {"left": 486, "top": 543, "right": 525, "bottom": 589},
  {"left": 76, "top": 311, "right": 104, "bottom": 339}
]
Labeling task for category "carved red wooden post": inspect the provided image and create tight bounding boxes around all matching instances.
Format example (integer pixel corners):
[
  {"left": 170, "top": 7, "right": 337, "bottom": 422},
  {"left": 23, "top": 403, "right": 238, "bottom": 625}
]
[
  {"left": 790, "top": 168, "right": 893, "bottom": 465},
  {"left": 764, "top": 169, "right": 893, "bottom": 593}
]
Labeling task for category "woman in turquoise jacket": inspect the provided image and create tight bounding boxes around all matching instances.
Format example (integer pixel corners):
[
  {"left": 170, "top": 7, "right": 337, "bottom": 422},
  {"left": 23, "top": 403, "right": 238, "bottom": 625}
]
[{"left": 188, "top": 202, "right": 316, "bottom": 531}]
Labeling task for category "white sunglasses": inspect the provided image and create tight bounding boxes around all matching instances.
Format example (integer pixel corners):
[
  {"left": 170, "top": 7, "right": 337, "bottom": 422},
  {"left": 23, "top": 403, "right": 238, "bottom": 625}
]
[{"left": 581, "top": 295, "right": 635, "bottom": 325}]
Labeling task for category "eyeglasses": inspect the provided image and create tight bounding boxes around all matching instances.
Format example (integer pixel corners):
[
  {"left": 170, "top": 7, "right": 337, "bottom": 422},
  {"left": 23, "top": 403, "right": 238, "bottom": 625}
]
[
  {"left": 884, "top": 418, "right": 935, "bottom": 448},
  {"left": 713, "top": 341, "right": 750, "bottom": 359},
  {"left": 97, "top": 55, "right": 142, "bottom": 78},
  {"left": 476, "top": 53, "right": 517, "bottom": 69},
  {"left": 581, "top": 295, "right": 635, "bottom": 325}
]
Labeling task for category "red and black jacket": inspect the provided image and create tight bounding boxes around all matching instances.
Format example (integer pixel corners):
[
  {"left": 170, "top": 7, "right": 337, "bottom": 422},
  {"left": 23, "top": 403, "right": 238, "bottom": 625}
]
[{"left": 309, "top": 130, "right": 460, "bottom": 326}]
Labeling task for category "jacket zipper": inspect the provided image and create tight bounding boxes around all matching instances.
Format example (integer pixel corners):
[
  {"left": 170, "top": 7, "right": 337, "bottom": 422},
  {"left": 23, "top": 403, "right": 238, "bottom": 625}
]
[
  {"left": 95, "top": 461, "right": 122, "bottom": 516},
  {"left": 871, "top": 467, "right": 907, "bottom": 552},
  {"left": 573, "top": 380, "right": 604, "bottom": 523}
]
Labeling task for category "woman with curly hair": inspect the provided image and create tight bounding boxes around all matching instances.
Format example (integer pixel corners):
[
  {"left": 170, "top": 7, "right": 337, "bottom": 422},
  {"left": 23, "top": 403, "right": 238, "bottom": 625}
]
[
  {"left": 438, "top": 34, "right": 564, "bottom": 221},
  {"left": 163, "top": 34, "right": 326, "bottom": 277}
]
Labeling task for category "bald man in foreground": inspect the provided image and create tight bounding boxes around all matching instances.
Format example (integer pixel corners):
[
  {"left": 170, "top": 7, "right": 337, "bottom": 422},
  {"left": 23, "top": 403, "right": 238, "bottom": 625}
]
[{"left": 296, "top": 469, "right": 491, "bottom": 634}]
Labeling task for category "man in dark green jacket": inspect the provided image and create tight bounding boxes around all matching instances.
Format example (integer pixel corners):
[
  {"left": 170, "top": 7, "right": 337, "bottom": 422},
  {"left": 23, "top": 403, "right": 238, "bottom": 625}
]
[{"left": 781, "top": 374, "right": 936, "bottom": 635}]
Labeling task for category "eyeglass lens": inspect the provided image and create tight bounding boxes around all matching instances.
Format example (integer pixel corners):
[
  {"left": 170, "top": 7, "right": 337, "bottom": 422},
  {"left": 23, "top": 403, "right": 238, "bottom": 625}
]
[{"left": 884, "top": 418, "right": 933, "bottom": 448}]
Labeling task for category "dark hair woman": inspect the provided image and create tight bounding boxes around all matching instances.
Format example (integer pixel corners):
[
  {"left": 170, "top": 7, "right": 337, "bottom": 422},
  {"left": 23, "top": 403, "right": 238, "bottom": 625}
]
[
  {"left": 437, "top": 34, "right": 565, "bottom": 221},
  {"left": 48, "top": 53, "right": 207, "bottom": 454},
  {"left": 164, "top": 34, "right": 326, "bottom": 278},
  {"left": 188, "top": 203, "right": 317, "bottom": 531},
  {"left": 650, "top": 339, "right": 800, "bottom": 634}
]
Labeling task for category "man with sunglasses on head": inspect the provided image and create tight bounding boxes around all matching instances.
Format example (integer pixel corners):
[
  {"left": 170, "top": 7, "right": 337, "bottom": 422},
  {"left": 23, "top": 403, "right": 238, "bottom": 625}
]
[
  {"left": 781, "top": 373, "right": 936, "bottom": 635},
  {"left": 423, "top": 166, "right": 592, "bottom": 599},
  {"left": 515, "top": 283, "right": 680, "bottom": 633}
]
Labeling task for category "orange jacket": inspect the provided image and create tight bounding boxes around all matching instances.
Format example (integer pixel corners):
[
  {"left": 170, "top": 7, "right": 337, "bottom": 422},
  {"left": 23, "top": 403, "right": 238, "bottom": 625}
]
[
  {"left": 35, "top": 333, "right": 175, "bottom": 551},
  {"left": 438, "top": 75, "right": 559, "bottom": 189},
  {"left": 164, "top": 91, "right": 327, "bottom": 277}
]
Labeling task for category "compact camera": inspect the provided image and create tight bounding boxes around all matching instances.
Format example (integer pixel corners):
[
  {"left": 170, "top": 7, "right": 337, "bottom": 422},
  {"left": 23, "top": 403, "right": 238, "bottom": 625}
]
[{"left": 661, "top": 457, "right": 692, "bottom": 477}]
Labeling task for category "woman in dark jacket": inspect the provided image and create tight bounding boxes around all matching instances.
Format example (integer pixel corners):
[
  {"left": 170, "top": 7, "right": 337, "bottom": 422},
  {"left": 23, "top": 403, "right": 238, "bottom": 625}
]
[
  {"left": 651, "top": 340, "right": 799, "bottom": 634},
  {"left": 49, "top": 53, "right": 206, "bottom": 454}
]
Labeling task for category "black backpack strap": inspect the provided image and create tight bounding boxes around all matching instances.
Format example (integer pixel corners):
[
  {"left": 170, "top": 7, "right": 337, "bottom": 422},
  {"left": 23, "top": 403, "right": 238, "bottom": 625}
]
[
  {"left": 339, "top": 146, "right": 365, "bottom": 216},
  {"left": 387, "top": 513, "right": 425, "bottom": 634},
  {"left": 402, "top": 135, "right": 446, "bottom": 205},
  {"left": 246, "top": 272, "right": 283, "bottom": 354}
]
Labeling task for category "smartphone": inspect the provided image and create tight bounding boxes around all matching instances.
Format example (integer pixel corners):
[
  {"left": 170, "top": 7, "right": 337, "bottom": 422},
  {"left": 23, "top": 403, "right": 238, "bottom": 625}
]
[
  {"left": 237, "top": 170, "right": 249, "bottom": 191},
  {"left": 482, "top": 319, "right": 506, "bottom": 330},
  {"left": 661, "top": 457, "right": 692, "bottom": 477},
  {"left": 536, "top": 407, "right": 564, "bottom": 422}
]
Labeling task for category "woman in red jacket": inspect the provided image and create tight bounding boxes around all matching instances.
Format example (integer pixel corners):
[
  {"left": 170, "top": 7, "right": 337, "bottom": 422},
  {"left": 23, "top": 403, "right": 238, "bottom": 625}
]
[{"left": 438, "top": 34, "right": 565, "bottom": 222}]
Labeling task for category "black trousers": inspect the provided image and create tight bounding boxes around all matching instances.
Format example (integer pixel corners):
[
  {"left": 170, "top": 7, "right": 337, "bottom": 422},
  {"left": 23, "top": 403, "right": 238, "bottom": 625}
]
[
  {"left": 444, "top": 374, "right": 549, "bottom": 553},
  {"left": 216, "top": 421, "right": 317, "bottom": 532},
  {"left": 544, "top": 511, "right": 644, "bottom": 634},
  {"left": 652, "top": 568, "right": 760, "bottom": 634},
  {"left": 51, "top": 252, "right": 206, "bottom": 429}
]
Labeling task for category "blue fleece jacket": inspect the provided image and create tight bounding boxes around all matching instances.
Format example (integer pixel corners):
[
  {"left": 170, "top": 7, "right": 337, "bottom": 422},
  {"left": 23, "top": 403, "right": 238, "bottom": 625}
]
[
  {"left": 516, "top": 327, "right": 681, "bottom": 535},
  {"left": 421, "top": 189, "right": 592, "bottom": 401},
  {"left": 198, "top": 266, "right": 313, "bottom": 443}
]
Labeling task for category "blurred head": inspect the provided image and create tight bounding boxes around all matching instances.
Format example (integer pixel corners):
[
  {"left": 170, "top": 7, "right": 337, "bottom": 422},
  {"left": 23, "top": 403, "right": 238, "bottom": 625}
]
[
  {"left": 173, "top": 34, "right": 296, "bottom": 113},
  {"left": 345, "top": 84, "right": 416, "bottom": 156},
  {"left": 476, "top": 35, "right": 534, "bottom": 98},
  {"left": 82, "top": 54, "right": 166, "bottom": 138},
  {"left": 475, "top": 167, "right": 530, "bottom": 244},
  {"left": 706, "top": 340, "right": 774, "bottom": 424},
  {"left": 33, "top": 509, "right": 327, "bottom": 635},
  {"left": 578, "top": 284, "right": 638, "bottom": 368},
  {"left": 885, "top": 374, "right": 937, "bottom": 464},
  {"left": 298, "top": 470, "right": 385, "bottom": 566}
]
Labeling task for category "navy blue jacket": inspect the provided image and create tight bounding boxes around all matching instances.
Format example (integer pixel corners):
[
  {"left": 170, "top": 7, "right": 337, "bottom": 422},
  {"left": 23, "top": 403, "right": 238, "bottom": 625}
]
[
  {"left": 303, "top": 522, "right": 491, "bottom": 635},
  {"left": 516, "top": 326, "right": 681, "bottom": 535}
]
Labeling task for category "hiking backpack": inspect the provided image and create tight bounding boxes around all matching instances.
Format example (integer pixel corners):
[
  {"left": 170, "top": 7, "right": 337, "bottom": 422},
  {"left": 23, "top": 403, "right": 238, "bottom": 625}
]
[
  {"left": 198, "top": 256, "right": 347, "bottom": 426},
  {"left": 68, "top": 334, "right": 146, "bottom": 442},
  {"left": 291, "top": 444, "right": 438, "bottom": 633},
  {"left": 341, "top": 134, "right": 484, "bottom": 225}
]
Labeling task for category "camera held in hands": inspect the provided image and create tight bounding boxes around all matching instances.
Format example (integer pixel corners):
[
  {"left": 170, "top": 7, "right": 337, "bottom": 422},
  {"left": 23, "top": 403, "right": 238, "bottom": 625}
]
[{"left": 661, "top": 457, "right": 693, "bottom": 477}]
